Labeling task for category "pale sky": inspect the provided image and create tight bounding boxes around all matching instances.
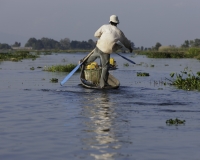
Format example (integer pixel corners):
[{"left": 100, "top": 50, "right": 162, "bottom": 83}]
[{"left": 0, "top": 0, "right": 200, "bottom": 48}]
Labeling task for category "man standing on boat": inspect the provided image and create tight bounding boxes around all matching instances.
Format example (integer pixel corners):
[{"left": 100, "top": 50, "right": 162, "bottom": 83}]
[{"left": 84, "top": 15, "right": 132, "bottom": 88}]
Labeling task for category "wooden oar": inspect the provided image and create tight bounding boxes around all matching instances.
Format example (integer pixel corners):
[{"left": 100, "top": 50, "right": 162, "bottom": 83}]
[{"left": 60, "top": 49, "right": 95, "bottom": 86}]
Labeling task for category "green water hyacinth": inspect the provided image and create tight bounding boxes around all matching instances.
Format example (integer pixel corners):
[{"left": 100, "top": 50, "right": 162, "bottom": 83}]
[
  {"left": 44, "top": 64, "right": 80, "bottom": 72},
  {"left": 30, "top": 67, "right": 35, "bottom": 70},
  {"left": 137, "top": 72, "right": 150, "bottom": 76},
  {"left": 123, "top": 63, "right": 129, "bottom": 67},
  {"left": 0, "top": 51, "right": 39, "bottom": 61},
  {"left": 166, "top": 118, "right": 185, "bottom": 125},
  {"left": 50, "top": 78, "right": 58, "bottom": 83},
  {"left": 169, "top": 68, "right": 200, "bottom": 91}
]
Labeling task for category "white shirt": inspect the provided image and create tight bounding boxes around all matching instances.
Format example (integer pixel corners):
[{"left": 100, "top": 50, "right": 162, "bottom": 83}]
[{"left": 94, "top": 24, "right": 131, "bottom": 54}]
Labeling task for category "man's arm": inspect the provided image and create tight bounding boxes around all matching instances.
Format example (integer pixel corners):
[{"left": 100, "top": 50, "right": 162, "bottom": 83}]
[
  {"left": 119, "top": 31, "right": 132, "bottom": 52},
  {"left": 94, "top": 26, "right": 103, "bottom": 38}
]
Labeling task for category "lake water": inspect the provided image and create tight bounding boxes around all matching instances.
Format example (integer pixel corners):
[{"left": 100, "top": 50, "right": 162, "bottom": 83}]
[{"left": 1, "top": 53, "right": 200, "bottom": 160}]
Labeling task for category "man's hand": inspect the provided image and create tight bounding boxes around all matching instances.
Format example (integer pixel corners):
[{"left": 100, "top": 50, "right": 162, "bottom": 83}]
[{"left": 79, "top": 59, "right": 83, "bottom": 64}]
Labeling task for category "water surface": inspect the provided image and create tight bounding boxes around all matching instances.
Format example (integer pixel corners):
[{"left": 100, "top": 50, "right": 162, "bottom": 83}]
[{"left": 1, "top": 53, "right": 200, "bottom": 160}]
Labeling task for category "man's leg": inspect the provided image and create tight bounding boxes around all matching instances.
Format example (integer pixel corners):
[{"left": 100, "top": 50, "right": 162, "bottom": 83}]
[
  {"left": 99, "top": 52, "right": 110, "bottom": 88},
  {"left": 84, "top": 47, "right": 99, "bottom": 65}
]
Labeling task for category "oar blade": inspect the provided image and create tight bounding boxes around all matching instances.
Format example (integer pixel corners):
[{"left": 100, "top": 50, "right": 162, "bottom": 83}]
[
  {"left": 60, "top": 49, "right": 95, "bottom": 86},
  {"left": 60, "top": 63, "right": 81, "bottom": 86}
]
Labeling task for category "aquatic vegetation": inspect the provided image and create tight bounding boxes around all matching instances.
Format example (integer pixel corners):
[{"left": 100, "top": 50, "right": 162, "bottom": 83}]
[
  {"left": 0, "top": 51, "right": 39, "bottom": 61},
  {"left": 137, "top": 72, "right": 150, "bottom": 76},
  {"left": 137, "top": 47, "right": 200, "bottom": 59},
  {"left": 123, "top": 63, "right": 129, "bottom": 66},
  {"left": 44, "top": 64, "right": 80, "bottom": 72},
  {"left": 166, "top": 118, "right": 186, "bottom": 125},
  {"left": 158, "top": 46, "right": 178, "bottom": 52},
  {"left": 30, "top": 67, "right": 35, "bottom": 70},
  {"left": 138, "top": 51, "right": 186, "bottom": 58},
  {"left": 31, "top": 49, "right": 92, "bottom": 54},
  {"left": 185, "top": 48, "right": 200, "bottom": 58},
  {"left": 167, "top": 68, "right": 200, "bottom": 91},
  {"left": 50, "top": 78, "right": 58, "bottom": 83}
]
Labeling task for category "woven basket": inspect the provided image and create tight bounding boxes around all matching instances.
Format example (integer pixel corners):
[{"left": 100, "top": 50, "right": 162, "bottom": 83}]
[{"left": 84, "top": 69, "right": 101, "bottom": 84}]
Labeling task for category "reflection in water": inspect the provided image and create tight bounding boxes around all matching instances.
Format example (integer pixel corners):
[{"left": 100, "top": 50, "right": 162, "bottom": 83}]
[{"left": 81, "top": 91, "right": 131, "bottom": 160}]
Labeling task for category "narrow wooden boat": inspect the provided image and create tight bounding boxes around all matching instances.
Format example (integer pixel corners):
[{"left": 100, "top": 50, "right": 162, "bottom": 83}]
[{"left": 80, "top": 65, "right": 120, "bottom": 89}]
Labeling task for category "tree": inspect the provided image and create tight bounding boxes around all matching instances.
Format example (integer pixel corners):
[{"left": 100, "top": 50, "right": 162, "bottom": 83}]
[
  {"left": 70, "top": 40, "right": 79, "bottom": 49},
  {"left": 41, "top": 37, "right": 61, "bottom": 50},
  {"left": 130, "top": 41, "right": 135, "bottom": 49},
  {"left": 181, "top": 40, "right": 190, "bottom": 48},
  {"left": 12, "top": 42, "right": 21, "bottom": 47},
  {"left": 87, "top": 39, "right": 96, "bottom": 48},
  {"left": 190, "top": 39, "right": 200, "bottom": 47},
  {"left": 0, "top": 43, "right": 11, "bottom": 49},
  {"left": 154, "top": 42, "right": 162, "bottom": 50},
  {"left": 25, "top": 38, "right": 38, "bottom": 49},
  {"left": 60, "top": 38, "right": 70, "bottom": 50},
  {"left": 35, "top": 40, "right": 44, "bottom": 50},
  {"left": 70, "top": 40, "right": 95, "bottom": 49}
]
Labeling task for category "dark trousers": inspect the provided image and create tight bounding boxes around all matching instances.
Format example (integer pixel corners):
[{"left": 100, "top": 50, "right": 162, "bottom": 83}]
[{"left": 85, "top": 47, "right": 110, "bottom": 88}]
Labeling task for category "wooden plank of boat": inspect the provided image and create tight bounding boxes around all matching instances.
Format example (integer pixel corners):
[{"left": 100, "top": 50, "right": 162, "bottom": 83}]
[{"left": 80, "top": 65, "right": 120, "bottom": 89}]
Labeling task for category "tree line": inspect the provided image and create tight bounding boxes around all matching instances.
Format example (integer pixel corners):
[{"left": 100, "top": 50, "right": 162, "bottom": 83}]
[
  {"left": 181, "top": 39, "right": 200, "bottom": 48},
  {"left": 1, "top": 37, "right": 200, "bottom": 50},
  {"left": 0, "top": 37, "right": 96, "bottom": 50},
  {"left": 139, "top": 38, "right": 200, "bottom": 51},
  {"left": 25, "top": 37, "right": 98, "bottom": 50},
  {"left": 1, "top": 37, "right": 134, "bottom": 50}
]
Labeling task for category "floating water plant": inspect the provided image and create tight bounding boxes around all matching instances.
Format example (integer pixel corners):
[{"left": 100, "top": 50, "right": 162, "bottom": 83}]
[
  {"left": 124, "top": 63, "right": 129, "bottom": 67},
  {"left": 137, "top": 72, "right": 150, "bottom": 76},
  {"left": 44, "top": 64, "right": 79, "bottom": 72},
  {"left": 30, "top": 67, "right": 35, "bottom": 70},
  {"left": 0, "top": 51, "right": 39, "bottom": 61},
  {"left": 166, "top": 118, "right": 186, "bottom": 125},
  {"left": 50, "top": 78, "right": 58, "bottom": 83},
  {"left": 167, "top": 68, "right": 200, "bottom": 91}
]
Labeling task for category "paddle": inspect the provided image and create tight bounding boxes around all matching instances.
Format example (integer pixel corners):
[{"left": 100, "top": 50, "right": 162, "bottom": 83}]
[
  {"left": 115, "top": 40, "right": 136, "bottom": 64},
  {"left": 60, "top": 49, "right": 95, "bottom": 86},
  {"left": 116, "top": 53, "right": 136, "bottom": 64}
]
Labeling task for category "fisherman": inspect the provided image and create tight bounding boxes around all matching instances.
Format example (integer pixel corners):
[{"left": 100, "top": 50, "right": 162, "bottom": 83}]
[{"left": 83, "top": 15, "right": 132, "bottom": 88}]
